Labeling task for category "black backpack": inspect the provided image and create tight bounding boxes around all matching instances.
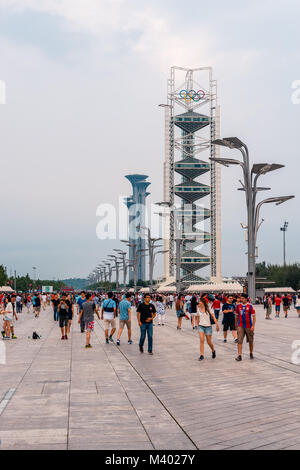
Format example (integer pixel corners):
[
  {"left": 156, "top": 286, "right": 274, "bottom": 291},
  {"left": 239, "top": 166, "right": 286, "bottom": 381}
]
[{"left": 32, "top": 331, "right": 40, "bottom": 340}]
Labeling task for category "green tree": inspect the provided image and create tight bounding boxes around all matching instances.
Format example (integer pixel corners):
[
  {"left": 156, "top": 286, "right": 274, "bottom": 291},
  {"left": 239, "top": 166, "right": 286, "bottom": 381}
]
[
  {"left": 0, "top": 265, "right": 8, "bottom": 286},
  {"left": 256, "top": 262, "right": 300, "bottom": 290}
]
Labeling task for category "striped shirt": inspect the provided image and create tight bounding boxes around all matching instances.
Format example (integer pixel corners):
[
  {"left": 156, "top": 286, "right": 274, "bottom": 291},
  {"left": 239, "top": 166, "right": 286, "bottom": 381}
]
[{"left": 235, "top": 303, "right": 255, "bottom": 328}]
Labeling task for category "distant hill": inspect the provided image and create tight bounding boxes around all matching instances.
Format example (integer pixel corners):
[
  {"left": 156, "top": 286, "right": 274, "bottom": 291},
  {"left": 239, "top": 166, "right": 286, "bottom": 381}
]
[{"left": 62, "top": 278, "right": 88, "bottom": 290}]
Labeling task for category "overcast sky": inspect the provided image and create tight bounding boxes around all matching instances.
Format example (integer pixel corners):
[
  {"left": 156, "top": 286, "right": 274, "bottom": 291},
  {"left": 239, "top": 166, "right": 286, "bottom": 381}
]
[{"left": 0, "top": 0, "right": 299, "bottom": 280}]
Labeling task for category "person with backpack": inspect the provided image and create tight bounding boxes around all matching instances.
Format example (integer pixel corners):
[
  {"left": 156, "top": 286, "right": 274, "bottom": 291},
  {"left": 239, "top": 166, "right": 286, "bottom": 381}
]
[
  {"left": 101, "top": 292, "right": 116, "bottom": 344},
  {"left": 197, "top": 297, "right": 219, "bottom": 361}
]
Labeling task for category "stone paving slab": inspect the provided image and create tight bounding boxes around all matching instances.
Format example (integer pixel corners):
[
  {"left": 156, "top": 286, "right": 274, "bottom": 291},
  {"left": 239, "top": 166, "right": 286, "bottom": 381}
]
[{"left": 0, "top": 304, "right": 300, "bottom": 450}]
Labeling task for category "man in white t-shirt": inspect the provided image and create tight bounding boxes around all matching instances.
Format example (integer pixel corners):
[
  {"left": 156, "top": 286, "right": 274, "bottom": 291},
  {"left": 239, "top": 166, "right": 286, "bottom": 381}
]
[
  {"left": 42, "top": 294, "right": 47, "bottom": 310},
  {"left": 101, "top": 292, "right": 116, "bottom": 344}
]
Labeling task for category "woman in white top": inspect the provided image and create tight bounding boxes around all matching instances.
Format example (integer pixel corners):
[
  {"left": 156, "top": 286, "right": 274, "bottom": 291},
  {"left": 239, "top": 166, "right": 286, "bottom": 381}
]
[
  {"left": 198, "top": 297, "right": 219, "bottom": 361},
  {"left": 156, "top": 296, "right": 166, "bottom": 325}
]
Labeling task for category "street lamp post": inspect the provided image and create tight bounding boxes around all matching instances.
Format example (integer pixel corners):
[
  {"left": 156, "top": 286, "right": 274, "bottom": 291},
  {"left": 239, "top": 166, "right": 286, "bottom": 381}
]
[
  {"left": 121, "top": 239, "right": 146, "bottom": 293},
  {"left": 280, "top": 221, "right": 288, "bottom": 267},
  {"left": 139, "top": 226, "right": 168, "bottom": 294},
  {"left": 114, "top": 250, "right": 129, "bottom": 288},
  {"left": 103, "top": 262, "right": 112, "bottom": 284},
  {"left": 108, "top": 255, "right": 122, "bottom": 292},
  {"left": 211, "top": 137, "right": 294, "bottom": 301},
  {"left": 101, "top": 265, "right": 107, "bottom": 283}
]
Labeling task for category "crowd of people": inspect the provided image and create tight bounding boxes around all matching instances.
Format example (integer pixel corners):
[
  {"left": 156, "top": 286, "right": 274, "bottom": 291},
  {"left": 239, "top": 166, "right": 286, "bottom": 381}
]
[{"left": 1, "top": 290, "right": 300, "bottom": 362}]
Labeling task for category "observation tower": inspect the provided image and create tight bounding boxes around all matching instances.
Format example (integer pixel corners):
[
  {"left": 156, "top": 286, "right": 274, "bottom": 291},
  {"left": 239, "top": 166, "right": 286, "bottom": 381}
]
[
  {"left": 161, "top": 67, "right": 222, "bottom": 285},
  {"left": 125, "top": 174, "right": 150, "bottom": 282}
]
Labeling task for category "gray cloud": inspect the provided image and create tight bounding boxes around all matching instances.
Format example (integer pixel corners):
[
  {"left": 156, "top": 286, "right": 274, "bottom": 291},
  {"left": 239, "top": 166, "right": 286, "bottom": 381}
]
[{"left": 0, "top": 0, "right": 298, "bottom": 280}]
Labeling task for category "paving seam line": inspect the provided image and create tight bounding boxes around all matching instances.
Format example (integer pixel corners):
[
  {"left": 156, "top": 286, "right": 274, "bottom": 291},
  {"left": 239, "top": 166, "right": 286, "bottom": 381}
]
[
  {"left": 164, "top": 318, "right": 300, "bottom": 375},
  {"left": 0, "top": 389, "right": 16, "bottom": 416},
  {"left": 0, "top": 312, "right": 57, "bottom": 420},
  {"left": 95, "top": 318, "right": 199, "bottom": 450},
  {"left": 67, "top": 321, "right": 74, "bottom": 451},
  {"left": 93, "top": 323, "right": 155, "bottom": 450}
]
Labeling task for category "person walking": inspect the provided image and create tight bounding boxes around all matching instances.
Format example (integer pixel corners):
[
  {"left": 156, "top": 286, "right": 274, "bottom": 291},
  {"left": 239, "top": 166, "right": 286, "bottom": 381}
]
[
  {"left": 41, "top": 293, "right": 47, "bottom": 310},
  {"left": 222, "top": 295, "right": 238, "bottom": 343},
  {"left": 212, "top": 296, "right": 221, "bottom": 321},
  {"left": 116, "top": 292, "right": 132, "bottom": 345},
  {"left": 265, "top": 296, "right": 272, "bottom": 320},
  {"left": 1, "top": 295, "right": 18, "bottom": 339},
  {"left": 175, "top": 294, "right": 185, "bottom": 330},
  {"left": 156, "top": 296, "right": 166, "bottom": 326},
  {"left": 33, "top": 293, "right": 41, "bottom": 318},
  {"left": 76, "top": 292, "right": 87, "bottom": 332},
  {"left": 58, "top": 294, "right": 69, "bottom": 340},
  {"left": 235, "top": 293, "right": 256, "bottom": 362},
  {"left": 295, "top": 296, "right": 300, "bottom": 317},
  {"left": 66, "top": 294, "right": 74, "bottom": 335},
  {"left": 275, "top": 295, "right": 281, "bottom": 318},
  {"left": 101, "top": 292, "right": 117, "bottom": 344},
  {"left": 78, "top": 293, "right": 100, "bottom": 348},
  {"left": 190, "top": 294, "right": 199, "bottom": 330},
  {"left": 197, "top": 297, "right": 219, "bottom": 361},
  {"left": 16, "top": 294, "right": 22, "bottom": 314},
  {"left": 137, "top": 294, "right": 156, "bottom": 355},
  {"left": 26, "top": 294, "right": 31, "bottom": 313},
  {"left": 282, "top": 295, "right": 290, "bottom": 318},
  {"left": 52, "top": 293, "right": 60, "bottom": 322}
]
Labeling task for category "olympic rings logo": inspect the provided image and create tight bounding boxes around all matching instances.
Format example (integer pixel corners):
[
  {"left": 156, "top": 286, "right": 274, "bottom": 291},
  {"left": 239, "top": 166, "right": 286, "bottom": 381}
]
[{"left": 179, "top": 89, "right": 205, "bottom": 102}]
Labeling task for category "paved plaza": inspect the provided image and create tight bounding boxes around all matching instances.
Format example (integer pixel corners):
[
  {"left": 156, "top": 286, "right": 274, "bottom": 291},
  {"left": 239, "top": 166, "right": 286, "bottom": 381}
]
[{"left": 1, "top": 305, "right": 300, "bottom": 450}]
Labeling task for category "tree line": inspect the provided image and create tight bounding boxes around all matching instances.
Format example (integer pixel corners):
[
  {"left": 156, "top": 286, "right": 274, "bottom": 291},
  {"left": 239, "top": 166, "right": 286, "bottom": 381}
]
[
  {"left": 256, "top": 262, "right": 300, "bottom": 291},
  {"left": 0, "top": 265, "right": 66, "bottom": 292}
]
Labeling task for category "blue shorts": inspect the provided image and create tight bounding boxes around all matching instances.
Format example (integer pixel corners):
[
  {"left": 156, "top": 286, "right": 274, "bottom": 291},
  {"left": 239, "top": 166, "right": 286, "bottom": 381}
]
[
  {"left": 176, "top": 309, "right": 184, "bottom": 318},
  {"left": 198, "top": 325, "right": 213, "bottom": 336},
  {"left": 275, "top": 306, "right": 280, "bottom": 312}
]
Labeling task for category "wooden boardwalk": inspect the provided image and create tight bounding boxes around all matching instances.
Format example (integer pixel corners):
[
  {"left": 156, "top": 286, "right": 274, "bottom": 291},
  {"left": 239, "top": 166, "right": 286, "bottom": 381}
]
[{"left": 1, "top": 304, "right": 300, "bottom": 450}]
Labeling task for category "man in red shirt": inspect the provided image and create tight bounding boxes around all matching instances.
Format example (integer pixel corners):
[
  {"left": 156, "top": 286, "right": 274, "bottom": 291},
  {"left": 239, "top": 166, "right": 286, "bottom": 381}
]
[
  {"left": 212, "top": 297, "right": 221, "bottom": 320},
  {"left": 275, "top": 296, "right": 282, "bottom": 318},
  {"left": 235, "top": 294, "right": 256, "bottom": 362}
]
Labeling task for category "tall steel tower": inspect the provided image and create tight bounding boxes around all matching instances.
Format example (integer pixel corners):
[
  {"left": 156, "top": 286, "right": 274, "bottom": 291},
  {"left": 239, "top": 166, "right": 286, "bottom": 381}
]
[{"left": 162, "top": 66, "right": 221, "bottom": 284}]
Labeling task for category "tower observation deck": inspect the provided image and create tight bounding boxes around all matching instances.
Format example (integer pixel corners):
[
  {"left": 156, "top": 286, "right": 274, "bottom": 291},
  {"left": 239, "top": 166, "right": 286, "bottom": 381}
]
[
  {"left": 125, "top": 175, "right": 150, "bottom": 282},
  {"left": 162, "top": 67, "right": 222, "bottom": 285}
]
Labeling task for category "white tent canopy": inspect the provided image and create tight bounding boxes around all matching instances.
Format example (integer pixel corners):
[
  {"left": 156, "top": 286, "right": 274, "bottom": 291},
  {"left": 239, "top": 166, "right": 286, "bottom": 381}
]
[
  {"left": 187, "top": 282, "right": 243, "bottom": 294},
  {"left": 0, "top": 286, "right": 14, "bottom": 293},
  {"left": 264, "top": 287, "right": 296, "bottom": 294},
  {"left": 139, "top": 288, "right": 150, "bottom": 293},
  {"left": 156, "top": 286, "right": 177, "bottom": 293}
]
